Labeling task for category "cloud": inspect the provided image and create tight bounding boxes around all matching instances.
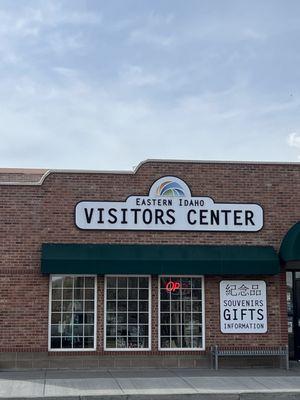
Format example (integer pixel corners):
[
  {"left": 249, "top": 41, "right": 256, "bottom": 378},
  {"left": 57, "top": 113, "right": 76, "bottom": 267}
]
[
  {"left": 0, "top": 1, "right": 300, "bottom": 169},
  {"left": 288, "top": 133, "right": 300, "bottom": 149},
  {"left": 119, "top": 65, "right": 165, "bottom": 87}
]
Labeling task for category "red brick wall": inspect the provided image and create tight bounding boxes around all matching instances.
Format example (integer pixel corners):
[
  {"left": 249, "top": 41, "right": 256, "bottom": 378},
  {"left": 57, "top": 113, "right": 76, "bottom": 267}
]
[{"left": 0, "top": 160, "right": 298, "bottom": 353}]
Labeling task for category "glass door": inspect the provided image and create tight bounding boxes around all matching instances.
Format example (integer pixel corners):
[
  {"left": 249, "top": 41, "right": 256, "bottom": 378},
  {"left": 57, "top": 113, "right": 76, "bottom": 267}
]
[{"left": 286, "top": 271, "right": 300, "bottom": 360}]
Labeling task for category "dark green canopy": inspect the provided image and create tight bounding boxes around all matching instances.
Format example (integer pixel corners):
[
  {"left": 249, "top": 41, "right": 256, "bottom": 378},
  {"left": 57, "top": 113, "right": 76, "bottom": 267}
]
[
  {"left": 41, "top": 243, "right": 280, "bottom": 275},
  {"left": 280, "top": 222, "right": 300, "bottom": 262}
]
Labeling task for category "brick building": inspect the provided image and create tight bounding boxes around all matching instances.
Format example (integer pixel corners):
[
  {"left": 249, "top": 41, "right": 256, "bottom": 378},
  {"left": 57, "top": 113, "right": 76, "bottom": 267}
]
[{"left": 0, "top": 159, "right": 299, "bottom": 369}]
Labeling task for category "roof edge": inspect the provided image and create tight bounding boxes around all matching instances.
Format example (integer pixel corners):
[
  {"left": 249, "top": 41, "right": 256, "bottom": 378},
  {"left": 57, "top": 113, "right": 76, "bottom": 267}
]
[{"left": 0, "top": 158, "right": 299, "bottom": 186}]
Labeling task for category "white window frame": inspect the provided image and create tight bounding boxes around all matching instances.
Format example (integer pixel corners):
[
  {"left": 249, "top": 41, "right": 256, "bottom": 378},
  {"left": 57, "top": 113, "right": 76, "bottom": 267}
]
[
  {"left": 104, "top": 274, "right": 151, "bottom": 352},
  {"left": 48, "top": 274, "right": 97, "bottom": 352},
  {"left": 158, "top": 275, "right": 205, "bottom": 351}
]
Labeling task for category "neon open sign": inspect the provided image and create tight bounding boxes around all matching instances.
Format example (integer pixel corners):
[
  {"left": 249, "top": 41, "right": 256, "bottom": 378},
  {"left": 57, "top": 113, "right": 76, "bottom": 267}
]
[{"left": 165, "top": 280, "right": 181, "bottom": 292}]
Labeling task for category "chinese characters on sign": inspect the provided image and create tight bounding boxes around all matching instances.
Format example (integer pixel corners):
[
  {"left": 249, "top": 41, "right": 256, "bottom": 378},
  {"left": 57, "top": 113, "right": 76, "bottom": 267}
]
[{"left": 220, "top": 280, "right": 267, "bottom": 333}]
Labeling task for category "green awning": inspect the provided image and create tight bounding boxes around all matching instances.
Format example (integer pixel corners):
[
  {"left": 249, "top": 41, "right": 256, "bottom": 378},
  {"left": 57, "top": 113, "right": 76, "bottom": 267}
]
[
  {"left": 41, "top": 244, "right": 280, "bottom": 275},
  {"left": 280, "top": 222, "right": 300, "bottom": 262}
]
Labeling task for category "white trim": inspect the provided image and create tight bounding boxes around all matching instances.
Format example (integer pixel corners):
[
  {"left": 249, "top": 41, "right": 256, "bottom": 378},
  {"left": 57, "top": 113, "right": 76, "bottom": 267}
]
[
  {"left": 104, "top": 274, "right": 151, "bottom": 352},
  {"left": 158, "top": 275, "right": 205, "bottom": 351},
  {"left": 48, "top": 274, "right": 97, "bottom": 352}
]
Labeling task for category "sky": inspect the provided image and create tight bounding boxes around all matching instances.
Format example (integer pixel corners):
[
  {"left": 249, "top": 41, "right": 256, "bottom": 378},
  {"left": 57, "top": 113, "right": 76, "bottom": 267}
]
[{"left": 0, "top": 0, "right": 300, "bottom": 170}]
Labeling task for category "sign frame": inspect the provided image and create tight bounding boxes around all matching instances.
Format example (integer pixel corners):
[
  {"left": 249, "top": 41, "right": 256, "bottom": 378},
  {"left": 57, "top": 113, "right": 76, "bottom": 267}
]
[{"left": 220, "top": 280, "right": 268, "bottom": 334}]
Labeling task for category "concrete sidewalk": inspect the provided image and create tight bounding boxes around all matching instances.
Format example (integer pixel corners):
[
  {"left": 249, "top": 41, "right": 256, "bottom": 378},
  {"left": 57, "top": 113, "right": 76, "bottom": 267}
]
[{"left": 1, "top": 365, "right": 300, "bottom": 399}]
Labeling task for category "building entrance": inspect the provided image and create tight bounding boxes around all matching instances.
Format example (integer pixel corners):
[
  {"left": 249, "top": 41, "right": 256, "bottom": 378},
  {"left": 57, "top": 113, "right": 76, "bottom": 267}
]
[{"left": 287, "top": 271, "right": 300, "bottom": 360}]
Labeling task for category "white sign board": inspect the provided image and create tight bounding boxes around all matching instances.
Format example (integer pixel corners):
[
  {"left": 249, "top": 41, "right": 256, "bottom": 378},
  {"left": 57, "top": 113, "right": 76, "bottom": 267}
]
[
  {"left": 75, "top": 176, "right": 263, "bottom": 232},
  {"left": 220, "top": 280, "right": 267, "bottom": 333}
]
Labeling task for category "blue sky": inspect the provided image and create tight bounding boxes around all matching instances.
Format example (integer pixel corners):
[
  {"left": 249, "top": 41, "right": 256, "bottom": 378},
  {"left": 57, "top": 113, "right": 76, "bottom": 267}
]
[{"left": 1, "top": 0, "right": 300, "bottom": 169}]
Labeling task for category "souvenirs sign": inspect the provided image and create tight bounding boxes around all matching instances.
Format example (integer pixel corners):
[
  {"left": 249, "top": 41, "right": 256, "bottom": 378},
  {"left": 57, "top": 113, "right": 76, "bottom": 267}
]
[
  {"left": 220, "top": 280, "right": 267, "bottom": 333},
  {"left": 75, "top": 176, "right": 263, "bottom": 231}
]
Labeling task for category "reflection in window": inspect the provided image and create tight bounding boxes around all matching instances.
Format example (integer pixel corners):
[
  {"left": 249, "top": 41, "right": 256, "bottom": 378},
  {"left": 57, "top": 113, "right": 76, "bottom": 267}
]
[
  {"left": 159, "top": 276, "right": 203, "bottom": 350},
  {"left": 105, "top": 276, "right": 150, "bottom": 350},
  {"left": 50, "top": 275, "right": 96, "bottom": 350}
]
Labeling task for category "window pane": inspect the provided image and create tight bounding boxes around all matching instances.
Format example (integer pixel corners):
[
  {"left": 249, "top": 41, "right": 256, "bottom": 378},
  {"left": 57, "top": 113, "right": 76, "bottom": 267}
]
[
  {"left": 128, "top": 313, "right": 138, "bottom": 323},
  {"left": 84, "top": 313, "right": 94, "bottom": 324},
  {"left": 128, "top": 337, "right": 138, "bottom": 348},
  {"left": 85, "top": 301, "right": 95, "bottom": 312},
  {"left": 62, "top": 337, "right": 72, "bottom": 348},
  {"left": 129, "top": 289, "right": 138, "bottom": 299},
  {"left": 85, "top": 289, "right": 95, "bottom": 300},
  {"left": 61, "top": 324, "right": 72, "bottom": 336},
  {"left": 107, "top": 289, "right": 116, "bottom": 300},
  {"left": 74, "top": 325, "right": 83, "bottom": 336},
  {"left": 117, "top": 277, "right": 127, "bottom": 288},
  {"left": 159, "top": 276, "right": 203, "bottom": 349},
  {"left": 139, "top": 277, "right": 148, "bottom": 288},
  {"left": 192, "top": 290, "right": 201, "bottom": 300},
  {"left": 52, "top": 277, "right": 63, "bottom": 289},
  {"left": 106, "top": 325, "right": 116, "bottom": 336},
  {"left": 107, "top": 277, "right": 116, "bottom": 288},
  {"left": 63, "top": 301, "right": 72, "bottom": 312},
  {"left": 128, "top": 301, "right": 138, "bottom": 311},
  {"left": 85, "top": 277, "right": 94, "bottom": 288},
  {"left": 171, "top": 336, "right": 181, "bottom": 348},
  {"left": 139, "top": 337, "right": 148, "bottom": 348},
  {"left": 128, "top": 277, "right": 138, "bottom": 288},
  {"left": 50, "top": 276, "right": 95, "bottom": 350},
  {"left": 51, "top": 337, "right": 61, "bottom": 348},
  {"left": 160, "top": 313, "right": 170, "bottom": 324},
  {"left": 52, "top": 301, "right": 61, "bottom": 312},
  {"left": 107, "top": 313, "right": 116, "bottom": 324},
  {"left": 117, "top": 301, "right": 127, "bottom": 312},
  {"left": 139, "top": 301, "right": 148, "bottom": 312},
  {"left": 51, "top": 313, "right": 61, "bottom": 324},
  {"left": 139, "top": 313, "right": 148, "bottom": 324},
  {"left": 192, "top": 302, "right": 202, "bottom": 312},
  {"left": 160, "top": 290, "right": 170, "bottom": 300},
  {"left": 106, "top": 337, "right": 116, "bottom": 348},
  {"left": 139, "top": 290, "right": 148, "bottom": 300},
  {"left": 52, "top": 289, "right": 62, "bottom": 300},
  {"left": 74, "top": 289, "right": 84, "bottom": 299},
  {"left": 161, "top": 337, "right": 170, "bottom": 348},
  {"left": 139, "top": 325, "right": 148, "bottom": 336},
  {"left": 192, "top": 278, "right": 202, "bottom": 289},
  {"left": 128, "top": 325, "right": 138, "bottom": 336},
  {"left": 117, "top": 313, "right": 127, "bottom": 324},
  {"left": 63, "top": 289, "right": 73, "bottom": 300},
  {"left": 73, "top": 301, "right": 83, "bottom": 312},
  {"left": 63, "top": 277, "right": 73, "bottom": 288},
  {"left": 161, "top": 325, "right": 170, "bottom": 336},
  {"left": 74, "top": 277, "right": 84, "bottom": 288},
  {"left": 171, "top": 301, "right": 181, "bottom": 312},
  {"left": 51, "top": 325, "right": 61, "bottom": 336},
  {"left": 118, "top": 289, "right": 127, "bottom": 299},
  {"left": 73, "top": 337, "right": 83, "bottom": 348},
  {"left": 73, "top": 313, "right": 83, "bottom": 324},
  {"left": 84, "top": 337, "right": 94, "bottom": 348},
  {"left": 160, "top": 302, "right": 170, "bottom": 312},
  {"left": 107, "top": 301, "right": 116, "bottom": 312},
  {"left": 117, "top": 325, "right": 127, "bottom": 336},
  {"left": 105, "top": 276, "right": 150, "bottom": 350}
]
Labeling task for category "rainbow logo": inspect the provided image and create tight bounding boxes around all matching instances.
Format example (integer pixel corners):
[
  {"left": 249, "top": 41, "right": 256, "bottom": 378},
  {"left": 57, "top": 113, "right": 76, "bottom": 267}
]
[{"left": 156, "top": 180, "right": 186, "bottom": 197}]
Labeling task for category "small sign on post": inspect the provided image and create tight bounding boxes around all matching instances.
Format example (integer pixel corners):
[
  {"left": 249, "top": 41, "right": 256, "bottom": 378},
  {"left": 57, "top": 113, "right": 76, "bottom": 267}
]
[{"left": 220, "top": 280, "right": 267, "bottom": 333}]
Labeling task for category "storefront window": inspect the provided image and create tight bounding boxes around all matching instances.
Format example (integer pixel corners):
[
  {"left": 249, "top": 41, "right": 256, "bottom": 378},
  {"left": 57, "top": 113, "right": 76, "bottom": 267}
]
[
  {"left": 49, "top": 275, "right": 96, "bottom": 351},
  {"left": 159, "top": 276, "right": 204, "bottom": 350},
  {"left": 105, "top": 276, "right": 151, "bottom": 350}
]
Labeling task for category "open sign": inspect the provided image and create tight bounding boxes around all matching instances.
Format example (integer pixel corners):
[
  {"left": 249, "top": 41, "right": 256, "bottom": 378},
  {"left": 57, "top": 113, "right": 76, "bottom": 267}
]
[{"left": 165, "top": 280, "right": 181, "bottom": 292}]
